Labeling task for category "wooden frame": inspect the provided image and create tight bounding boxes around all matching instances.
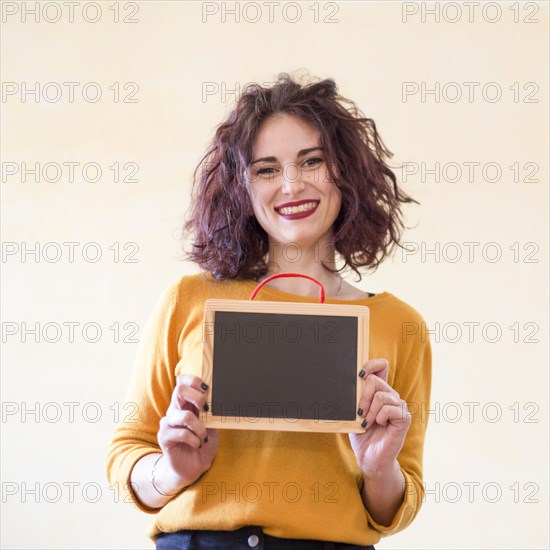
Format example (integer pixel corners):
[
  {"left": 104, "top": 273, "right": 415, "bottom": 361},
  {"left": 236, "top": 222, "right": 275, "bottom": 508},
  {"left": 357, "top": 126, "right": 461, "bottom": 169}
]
[{"left": 200, "top": 299, "right": 369, "bottom": 433}]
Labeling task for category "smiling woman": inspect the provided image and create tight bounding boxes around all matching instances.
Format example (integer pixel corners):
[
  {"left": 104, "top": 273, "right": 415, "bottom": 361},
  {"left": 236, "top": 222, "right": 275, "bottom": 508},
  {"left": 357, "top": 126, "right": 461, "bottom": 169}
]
[
  {"left": 106, "top": 73, "right": 432, "bottom": 550},
  {"left": 183, "top": 73, "right": 417, "bottom": 296}
]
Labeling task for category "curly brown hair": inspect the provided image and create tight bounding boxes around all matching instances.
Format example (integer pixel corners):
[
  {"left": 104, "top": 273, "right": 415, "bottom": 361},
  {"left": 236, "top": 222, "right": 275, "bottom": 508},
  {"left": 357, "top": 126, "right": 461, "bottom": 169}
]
[{"left": 182, "top": 72, "right": 417, "bottom": 281}]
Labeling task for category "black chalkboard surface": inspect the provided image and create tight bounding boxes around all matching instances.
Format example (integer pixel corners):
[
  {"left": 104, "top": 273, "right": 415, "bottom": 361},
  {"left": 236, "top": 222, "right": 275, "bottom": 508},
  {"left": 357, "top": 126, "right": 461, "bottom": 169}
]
[{"left": 201, "top": 298, "right": 370, "bottom": 433}]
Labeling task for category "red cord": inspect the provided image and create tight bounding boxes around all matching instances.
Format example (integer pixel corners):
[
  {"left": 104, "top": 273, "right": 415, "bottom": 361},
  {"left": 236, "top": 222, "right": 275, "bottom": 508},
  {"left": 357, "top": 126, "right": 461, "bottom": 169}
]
[{"left": 249, "top": 272, "right": 326, "bottom": 303}]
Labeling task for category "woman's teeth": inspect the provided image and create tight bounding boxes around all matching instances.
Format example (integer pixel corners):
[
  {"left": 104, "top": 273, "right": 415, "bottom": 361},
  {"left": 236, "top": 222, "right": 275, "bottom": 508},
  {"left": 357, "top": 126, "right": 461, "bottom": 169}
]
[{"left": 278, "top": 202, "right": 318, "bottom": 215}]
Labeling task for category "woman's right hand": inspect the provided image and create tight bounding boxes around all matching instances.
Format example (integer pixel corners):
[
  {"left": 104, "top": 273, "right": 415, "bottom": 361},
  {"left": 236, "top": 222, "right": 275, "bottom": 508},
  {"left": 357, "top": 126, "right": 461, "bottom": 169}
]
[{"left": 156, "top": 374, "right": 218, "bottom": 490}]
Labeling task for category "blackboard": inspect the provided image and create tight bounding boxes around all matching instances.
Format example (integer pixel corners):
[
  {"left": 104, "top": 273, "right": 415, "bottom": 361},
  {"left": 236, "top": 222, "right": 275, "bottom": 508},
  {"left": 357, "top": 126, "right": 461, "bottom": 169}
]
[{"left": 201, "top": 299, "right": 369, "bottom": 433}]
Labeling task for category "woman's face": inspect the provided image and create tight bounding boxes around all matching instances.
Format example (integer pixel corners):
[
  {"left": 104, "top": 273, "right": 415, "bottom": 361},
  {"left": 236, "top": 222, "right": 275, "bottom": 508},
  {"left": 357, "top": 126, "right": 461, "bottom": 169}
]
[{"left": 246, "top": 113, "right": 341, "bottom": 250}]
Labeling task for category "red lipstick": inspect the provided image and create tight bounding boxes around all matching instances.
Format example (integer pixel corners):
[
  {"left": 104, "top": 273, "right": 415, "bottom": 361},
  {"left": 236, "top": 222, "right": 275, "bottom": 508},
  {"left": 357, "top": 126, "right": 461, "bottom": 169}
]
[{"left": 274, "top": 199, "right": 320, "bottom": 220}]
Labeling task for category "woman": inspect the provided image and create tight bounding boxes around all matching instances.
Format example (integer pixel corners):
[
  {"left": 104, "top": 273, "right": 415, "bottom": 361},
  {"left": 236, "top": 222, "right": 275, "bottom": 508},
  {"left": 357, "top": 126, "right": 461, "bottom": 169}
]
[{"left": 106, "top": 73, "right": 432, "bottom": 549}]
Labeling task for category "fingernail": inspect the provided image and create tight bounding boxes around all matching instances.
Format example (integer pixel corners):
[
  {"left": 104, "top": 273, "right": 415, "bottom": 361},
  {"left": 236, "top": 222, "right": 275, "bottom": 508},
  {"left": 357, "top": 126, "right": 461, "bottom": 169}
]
[
  {"left": 358, "top": 369, "right": 365, "bottom": 378},
  {"left": 204, "top": 436, "right": 208, "bottom": 443},
  {"left": 200, "top": 382, "right": 209, "bottom": 390},
  {"left": 357, "top": 407, "right": 363, "bottom": 416},
  {"left": 203, "top": 403, "right": 209, "bottom": 412},
  {"left": 361, "top": 419, "right": 368, "bottom": 428}
]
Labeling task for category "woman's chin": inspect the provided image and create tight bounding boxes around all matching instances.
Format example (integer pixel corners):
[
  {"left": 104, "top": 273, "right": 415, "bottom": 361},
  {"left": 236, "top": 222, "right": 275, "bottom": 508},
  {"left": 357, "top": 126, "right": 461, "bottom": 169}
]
[{"left": 274, "top": 233, "right": 319, "bottom": 250}]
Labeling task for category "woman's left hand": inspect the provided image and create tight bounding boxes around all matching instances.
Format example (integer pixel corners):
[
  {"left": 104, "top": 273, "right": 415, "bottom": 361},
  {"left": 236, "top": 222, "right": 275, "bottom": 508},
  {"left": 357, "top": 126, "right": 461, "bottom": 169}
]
[{"left": 348, "top": 358, "right": 411, "bottom": 477}]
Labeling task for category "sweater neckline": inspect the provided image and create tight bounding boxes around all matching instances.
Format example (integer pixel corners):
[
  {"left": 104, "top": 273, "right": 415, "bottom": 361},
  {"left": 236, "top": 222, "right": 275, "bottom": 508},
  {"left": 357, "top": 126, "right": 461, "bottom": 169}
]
[{"left": 243, "top": 279, "right": 390, "bottom": 305}]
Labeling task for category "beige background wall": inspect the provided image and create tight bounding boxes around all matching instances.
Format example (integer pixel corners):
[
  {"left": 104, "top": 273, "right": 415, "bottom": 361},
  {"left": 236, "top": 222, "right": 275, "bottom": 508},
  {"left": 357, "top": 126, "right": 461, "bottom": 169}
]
[{"left": 1, "top": 1, "right": 548, "bottom": 548}]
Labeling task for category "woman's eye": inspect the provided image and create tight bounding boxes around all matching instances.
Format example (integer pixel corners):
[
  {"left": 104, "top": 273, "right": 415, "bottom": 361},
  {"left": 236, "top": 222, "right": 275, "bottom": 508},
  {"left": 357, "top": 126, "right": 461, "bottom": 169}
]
[
  {"left": 304, "top": 157, "right": 323, "bottom": 168},
  {"left": 256, "top": 166, "right": 276, "bottom": 176},
  {"left": 253, "top": 158, "right": 322, "bottom": 178}
]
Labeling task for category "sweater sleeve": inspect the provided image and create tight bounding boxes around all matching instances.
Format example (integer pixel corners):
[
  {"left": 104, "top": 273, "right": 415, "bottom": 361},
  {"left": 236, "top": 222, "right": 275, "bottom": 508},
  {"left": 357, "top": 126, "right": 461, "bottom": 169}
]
[
  {"left": 105, "top": 279, "right": 183, "bottom": 513},
  {"left": 361, "top": 330, "right": 433, "bottom": 535}
]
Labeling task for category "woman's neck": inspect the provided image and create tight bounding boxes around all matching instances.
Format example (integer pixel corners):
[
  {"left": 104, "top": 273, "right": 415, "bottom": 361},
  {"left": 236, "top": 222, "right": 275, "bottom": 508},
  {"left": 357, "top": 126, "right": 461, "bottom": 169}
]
[{"left": 261, "top": 239, "right": 343, "bottom": 298}]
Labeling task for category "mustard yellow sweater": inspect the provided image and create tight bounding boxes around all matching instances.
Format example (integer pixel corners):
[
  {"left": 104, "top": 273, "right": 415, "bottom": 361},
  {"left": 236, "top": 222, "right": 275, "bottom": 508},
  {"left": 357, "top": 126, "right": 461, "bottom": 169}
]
[{"left": 105, "top": 273, "right": 432, "bottom": 545}]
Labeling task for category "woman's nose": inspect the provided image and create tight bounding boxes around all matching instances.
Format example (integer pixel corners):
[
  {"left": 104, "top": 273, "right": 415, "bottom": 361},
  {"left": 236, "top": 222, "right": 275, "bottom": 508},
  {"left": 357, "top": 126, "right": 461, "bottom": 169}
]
[{"left": 281, "top": 162, "right": 305, "bottom": 194}]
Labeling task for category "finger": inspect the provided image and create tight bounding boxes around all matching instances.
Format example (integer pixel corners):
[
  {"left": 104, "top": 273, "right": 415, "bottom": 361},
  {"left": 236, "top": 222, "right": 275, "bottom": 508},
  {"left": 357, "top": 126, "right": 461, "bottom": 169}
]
[
  {"left": 172, "top": 383, "right": 209, "bottom": 414},
  {"left": 165, "top": 409, "right": 208, "bottom": 443},
  {"left": 357, "top": 375, "right": 399, "bottom": 420},
  {"left": 176, "top": 373, "right": 209, "bottom": 393},
  {"left": 374, "top": 401, "right": 411, "bottom": 429},
  {"left": 364, "top": 391, "right": 403, "bottom": 428},
  {"left": 160, "top": 425, "right": 204, "bottom": 451},
  {"left": 358, "top": 358, "right": 389, "bottom": 383}
]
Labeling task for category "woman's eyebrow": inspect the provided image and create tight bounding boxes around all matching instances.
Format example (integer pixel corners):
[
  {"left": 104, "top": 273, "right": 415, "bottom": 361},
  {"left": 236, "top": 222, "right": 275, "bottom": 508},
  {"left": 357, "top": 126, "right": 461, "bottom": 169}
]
[{"left": 249, "top": 147, "right": 323, "bottom": 166}]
